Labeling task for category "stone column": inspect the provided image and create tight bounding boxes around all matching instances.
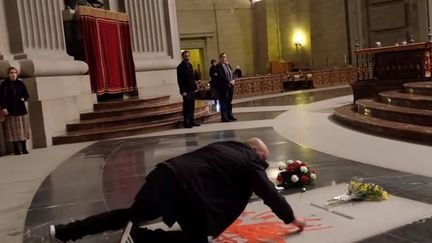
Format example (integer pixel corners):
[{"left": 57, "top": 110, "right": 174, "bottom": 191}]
[
  {"left": 124, "top": 0, "right": 181, "bottom": 99},
  {"left": 253, "top": 0, "right": 280, "bottom": 74},
  {"left": 0, "top": 0, "right": 14, "bottom": 74},
  {"left": 124, "top": 0, "right": 179, "bottom": 70},
  {"left": 6, "top": 0, "right": 88, "bottom": 76},
  {"left": 417, "top": 0, "right": 428, "bottom": 42},
  {"left": 0, "top": 0, "right": 94, "bottom": 148}
]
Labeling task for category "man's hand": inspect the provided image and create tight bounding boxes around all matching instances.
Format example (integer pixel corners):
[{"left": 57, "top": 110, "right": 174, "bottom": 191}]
[
  {"left": 2, "top": 108, "right": 8, "bottom": 116},
  {"left": 229, "top": 80, "right": 235, "bottom": 86},
  {"left": 291, "top": 218, "right": 306, "bottom": 232},
  {"left": 181, "top": 92, "right": 187, "bottom": 96}
]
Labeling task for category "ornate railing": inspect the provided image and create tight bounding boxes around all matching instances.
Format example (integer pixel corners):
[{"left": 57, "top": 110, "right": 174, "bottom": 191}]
[
  {"left": 356, "top": 42, "right": 432, "bottom": 81},
  {"left": 197, "top": 68, "right": 356, "bottom": 99},
  {"left": 352, "top": 42, "right": 432, "bottom": 101},
  {"left": 308, "top": 68, "right": 357, "bottom": 88},
  {"left": 234, "top": 75, "right": 284, "bottom": 98}
]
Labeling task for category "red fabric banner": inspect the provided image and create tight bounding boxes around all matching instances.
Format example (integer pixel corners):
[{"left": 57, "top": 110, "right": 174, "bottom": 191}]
[{"left": 79, "top": 7, "right": 137, "bottom": 95}]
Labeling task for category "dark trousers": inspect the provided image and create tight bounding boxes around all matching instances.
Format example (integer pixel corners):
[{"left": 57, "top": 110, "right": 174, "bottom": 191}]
[
  {"left": 218, "top": 87, "right": 234, "bottom": 121},
  {"left": 182, "top": 92, "right": 196, "bottom": 126},
  {"left": 55, "top": 165, "right": 209, "bottom": 242}
]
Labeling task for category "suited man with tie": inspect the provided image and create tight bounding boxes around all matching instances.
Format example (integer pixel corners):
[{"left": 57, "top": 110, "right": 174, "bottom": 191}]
[{"left": 213, "top": 52, "right": 237, "bottom": 122}]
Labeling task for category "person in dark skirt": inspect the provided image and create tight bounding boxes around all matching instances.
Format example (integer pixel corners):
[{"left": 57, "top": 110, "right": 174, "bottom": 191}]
[
  {"left": 49, "top": 138, "right": 305, "bottom": 243},
  {"left": 0, "top": 67, "right": 30, "bottom": 155}
]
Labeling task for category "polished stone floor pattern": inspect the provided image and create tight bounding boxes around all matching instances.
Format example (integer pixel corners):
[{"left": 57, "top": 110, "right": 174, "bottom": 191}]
[
  {"left": 24, "top": 128, "right": 432, "bottom": 242},
  {"left": 14, "top": 86, "right": 432, "bottom": 242}
]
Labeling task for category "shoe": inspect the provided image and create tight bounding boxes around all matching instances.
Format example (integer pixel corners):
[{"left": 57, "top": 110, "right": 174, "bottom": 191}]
[
  {"left": 49, "top": 225, "right": 66, "bottom": 243},
  {"left": 13, "top": 142, "right": 20, "bottom": 155},
  {"left": 191, "top": 122, "right": 200, "bottom": 126},
  {"left": 228, "top": 116, "right": 237, "bottom": 121},
  {"left": 221, "top": 119, "right": 230, "bottom": 122},
  {"left": 120, "top": 222, "right": 135, "bottom": 243},
  {"left": 23, "top": 150, "right": 29, "bottom": 154},
  {"left": 184, "top": 124, "right": 193, "bottom": 128}
]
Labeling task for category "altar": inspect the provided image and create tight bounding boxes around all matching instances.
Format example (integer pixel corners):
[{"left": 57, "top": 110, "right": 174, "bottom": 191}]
[{"left": 352, "top": 42, "right": 432, "bottom": 101}]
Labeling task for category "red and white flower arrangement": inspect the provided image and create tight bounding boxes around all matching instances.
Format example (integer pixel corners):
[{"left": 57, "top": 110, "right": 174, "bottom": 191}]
[{"left": 276, "top": 160, "right": 317, "bottom": 189}]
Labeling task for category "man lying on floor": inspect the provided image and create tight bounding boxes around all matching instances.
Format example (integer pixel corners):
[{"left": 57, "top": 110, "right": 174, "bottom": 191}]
[{"left": 50, "top": 137, "right": 305, "bottom": 243}]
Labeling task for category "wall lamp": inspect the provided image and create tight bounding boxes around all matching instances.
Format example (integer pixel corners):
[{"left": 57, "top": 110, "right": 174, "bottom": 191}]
[{"left": 293, "top": 30, "right": 306, "bottom": 50}]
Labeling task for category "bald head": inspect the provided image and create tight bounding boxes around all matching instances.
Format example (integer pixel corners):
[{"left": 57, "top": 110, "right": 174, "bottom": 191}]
[{"left": 246, "top": 137, "right": 270, "bottom": 161}]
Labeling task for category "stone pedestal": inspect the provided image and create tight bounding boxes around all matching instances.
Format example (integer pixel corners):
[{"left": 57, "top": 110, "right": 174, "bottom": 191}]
[
  {"left": 0, "top": 0, "right": 95, "bottom": 148},
  {"left": 25, "top": 75, "right": 94, "bottom": 147}
]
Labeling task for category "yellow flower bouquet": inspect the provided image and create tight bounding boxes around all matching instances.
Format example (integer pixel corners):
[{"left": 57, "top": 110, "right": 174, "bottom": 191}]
[{"left": 326, "top": 181, "right": 389, "bottom": 205}]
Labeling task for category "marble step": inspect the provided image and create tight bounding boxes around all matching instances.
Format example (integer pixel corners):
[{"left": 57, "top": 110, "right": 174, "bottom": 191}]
[
  {"left": 93, "top": 95, "right": 170, "bottom": 111},
  {"left": 67, "top": 105, "right": 208, "bottom": 131},
  {"left": 403, "top": 82, "right": 432, "bottom": 96},
  {"left": 379, "top": 90, "right": 432, "bottom": 110},
  {"left": 333, "top": 104, "right": 432, "bottom": 145},
  {"left": 81, "top": 102, "right": 182, "bottom": 120},
  {"left": 53, "top": 112, "right": 220, "bottom": 145},
  {"left": 356, "top": 98, "right": 432, "bottom": 126}
]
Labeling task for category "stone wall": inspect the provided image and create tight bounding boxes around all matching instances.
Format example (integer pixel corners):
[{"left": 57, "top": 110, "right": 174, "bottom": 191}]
[
  {"left": 253, "top": 0, "right": 282, "bottom": 74},
  {"left": 175, "top": 0, "right": 431, "bottom": 73},
  {"left": 310, "top": 0, "right": 348, "bottom": 69},
  {"left": 176, "top": 0, "right": 254, "bottom": 77},
  {"left": 278, "top": 0, "right": 312, "bottom": 69},
  {"left": 348, "top": 0, "right": 429, "bottom": 64}
]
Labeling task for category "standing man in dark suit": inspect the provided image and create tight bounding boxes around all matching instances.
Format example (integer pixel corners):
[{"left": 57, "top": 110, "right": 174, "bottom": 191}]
[
  {"left": 177, "top": 50, "right": 200, "bottom": 128},
  {"left": 49, "top": 138, "right": 305, "bottom": 243},
  {"left": 214, "top": 52, "right": 237, "bottom": 122},
  {"left": 208, "top": 59, "right": 218, "bottom": 105},
  {"left": 209, "top": 59, "right": 217, "bottom": 80}
]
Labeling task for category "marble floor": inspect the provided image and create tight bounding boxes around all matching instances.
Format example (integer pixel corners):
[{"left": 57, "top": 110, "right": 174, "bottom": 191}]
[{"left": 1, "top": 85, "right": 432, "bottom": 243}]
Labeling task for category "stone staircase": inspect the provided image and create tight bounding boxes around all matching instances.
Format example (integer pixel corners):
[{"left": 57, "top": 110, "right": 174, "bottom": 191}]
[
  {"left": 333, "top": 82, "right": 432, "bottom": 144},
  {"left": 52, "top": 95, "right": 219, "bottom": 145}
]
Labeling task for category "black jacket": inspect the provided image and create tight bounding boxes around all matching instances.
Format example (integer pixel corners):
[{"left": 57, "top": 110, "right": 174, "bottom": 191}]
[
  {"left": 233, "top": 68, "right": 242, "bottom": 78},
  {"left": 209, "top": 65, "right": 217, "bottom": 80},
  {"left": 209, "top": 65, "right": 217, "bottom": 89},
  {"left": 164, "top": 141, "right": 295, "bottom": 237},
  {"left": 0, "top": 79, "right": 29, "bottom": 116},
  {"left": 213, "top": 63, "right": 233, "bottom": 90},
  {"left": 177, "top": 61, "right": 197, "bottom": 94}
]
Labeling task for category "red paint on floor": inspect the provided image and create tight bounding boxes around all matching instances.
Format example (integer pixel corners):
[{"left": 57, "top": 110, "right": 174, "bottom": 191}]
[{"left": 216, "top": 211, "right": 332, "bottom": 242}]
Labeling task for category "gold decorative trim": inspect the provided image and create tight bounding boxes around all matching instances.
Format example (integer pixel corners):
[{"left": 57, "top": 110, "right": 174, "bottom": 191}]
[{"left": 77, "top": 6, "right": 128, "bottom": 22}]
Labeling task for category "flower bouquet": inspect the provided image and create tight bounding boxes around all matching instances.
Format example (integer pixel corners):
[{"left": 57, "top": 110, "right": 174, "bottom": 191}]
[
  {"left": 326, "top": 181, "right": 389, "bottom": 205},
  {"left": 276, "top": 160, "right": 317, "bottom": 189}
]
